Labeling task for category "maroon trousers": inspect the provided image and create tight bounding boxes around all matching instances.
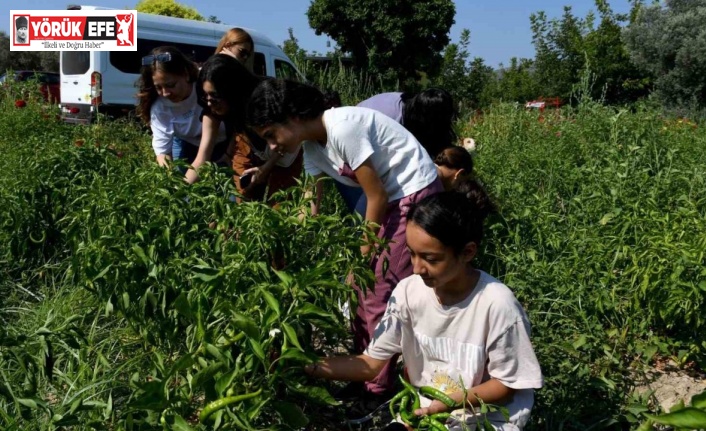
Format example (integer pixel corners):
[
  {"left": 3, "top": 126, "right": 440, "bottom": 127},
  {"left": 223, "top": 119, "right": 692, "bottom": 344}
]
[{"left": 353, "top": 178, "right": 443, "bottom": 394}]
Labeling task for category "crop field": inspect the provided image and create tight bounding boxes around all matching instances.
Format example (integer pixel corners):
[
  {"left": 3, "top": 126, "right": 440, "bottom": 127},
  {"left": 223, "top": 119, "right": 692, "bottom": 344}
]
[{"left": 1, "top": 82, "right": 705, "bottom": 430}]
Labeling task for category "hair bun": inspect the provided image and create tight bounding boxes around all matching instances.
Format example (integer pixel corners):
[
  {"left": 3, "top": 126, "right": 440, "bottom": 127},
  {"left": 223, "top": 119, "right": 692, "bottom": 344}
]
[{"left": 453, "top": 178, "right": 495, "bottom": 220}]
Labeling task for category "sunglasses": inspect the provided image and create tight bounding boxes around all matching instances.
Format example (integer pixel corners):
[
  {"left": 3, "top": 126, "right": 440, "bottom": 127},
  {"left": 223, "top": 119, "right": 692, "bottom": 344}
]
[
  {"left": 200, "top": 93, "right": 224, "bottom": 105},
  {"left": 225, "top": 43, "right": 252, "bottom": 60},
  {"left": 141, "top": 52, "right": 172, "bottom": 66}
]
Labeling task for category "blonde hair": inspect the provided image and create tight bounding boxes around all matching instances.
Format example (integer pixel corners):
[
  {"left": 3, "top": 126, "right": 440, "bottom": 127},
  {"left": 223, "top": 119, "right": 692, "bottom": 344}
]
[{"left": 216, "top": 28, "right": 255, "bottom": 71}]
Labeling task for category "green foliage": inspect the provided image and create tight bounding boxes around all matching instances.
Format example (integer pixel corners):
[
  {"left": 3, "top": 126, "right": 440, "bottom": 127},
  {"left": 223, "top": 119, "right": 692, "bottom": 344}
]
[
  {"left": 466, "top": 58, "right": 496, "bottom": 111},
  {"left": 489, "top": 57, "right": 540, "bottom": 106},
  {"left": 0, "top": 31, "right": 59, "bottom": 73},
  {"left": 623, "top": 0, "right": 706, "bottom": 113},
  {"left": 307, "top": 0, "right": 455, "bottom": 85},
  {"left": 1, "top": 74, "right": 705, "bottom": 430},
  {"left": 0, "top": 83, "right": 374, "bottom": 429},
  {"left": 433, "top": 29, "right": 472, "bottom": 104},
  {"left": 432, "top": 29, "right": 499, "bottom": 113},
  {"left": 641, "top": 389, "right": 706, "bottom": 430},
  {"left": 530, "top": 2, "right": 650, "bottom": 104},
  {"left": 464, "top": 101, "right": 706, "bottom": 428},
  {"left": 281, "top": 28, "right": 308, "bottom": 66},
  {"left": 297, "top": 57, "right": 395, "bottom": 106},
  {"left": 135, "top": 0, "right": 204, "bottom": 21}
]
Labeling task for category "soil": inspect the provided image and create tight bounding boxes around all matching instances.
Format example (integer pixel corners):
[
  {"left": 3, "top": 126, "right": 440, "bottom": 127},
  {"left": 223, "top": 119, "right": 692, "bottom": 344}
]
[{"left": 634, "top": 359, "right": 706, "bottom": 412}]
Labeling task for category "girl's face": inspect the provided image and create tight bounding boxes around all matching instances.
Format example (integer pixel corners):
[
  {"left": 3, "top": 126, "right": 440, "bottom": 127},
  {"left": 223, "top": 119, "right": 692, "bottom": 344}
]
[
  {"left": 254, "top": 120, "right": 304, "bottom": 154},
  {"left": 202, "top": 80, "right": 229, "bottom": 117},
  {"left": 225, "top": 42, "right": 253, "bottom": 65},
  {"left": 436, "top": 165, "right": 463, "bottom": 191},
  {"left": 152, "top": 70, "right": 191, "bottom": 103},
  {"left": 406, "top": 221, "right": 474, "bottom": 289}
]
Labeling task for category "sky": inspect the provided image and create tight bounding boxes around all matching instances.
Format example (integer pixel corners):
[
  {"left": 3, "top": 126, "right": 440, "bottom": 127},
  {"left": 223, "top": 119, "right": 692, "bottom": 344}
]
[{"left": 3, "top": 0, "right": 634, "bottom": 67}]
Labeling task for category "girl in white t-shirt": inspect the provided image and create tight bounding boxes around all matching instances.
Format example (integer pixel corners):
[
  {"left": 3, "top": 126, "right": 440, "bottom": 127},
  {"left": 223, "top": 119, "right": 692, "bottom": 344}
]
[
  {"left": 247, "top": 79, "right": 444, "bottom": 399},
  {"left": 303, "top": 179, "right": 543, "bottom": 430},
  {"left": 136, "top": 46, "right": 227, "bottom": 170}
]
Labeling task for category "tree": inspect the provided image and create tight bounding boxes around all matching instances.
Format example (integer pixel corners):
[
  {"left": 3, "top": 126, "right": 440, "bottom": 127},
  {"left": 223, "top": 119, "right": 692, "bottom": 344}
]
[
  {"left": 281, "top": 28, "right": 307, "bottom": 66},
  {"left": 582, "top": 0, "right": 651, "bottom": 103},
  {"left": 530, "top": 1, "right": 650, "bottom": 105},
  {"left": 207, "top": 15, "right": 221, "bottom": 24},
  {"left": 434, "top": 29, "right": 471, "bottom": 104},
  {"left": 623, "top": 0, "right": 706, "bottom": 111},
  {"left": 307, "top": 0, "right": 455, "bottom": 85},
  {"left": 467, "top": 57, "right": 496, "bottom": 109},
  {"left": 0, "top": 32, "right": 59, "bottom": 73},
  {"left": 493, "top": 57, "right": 540, "bottom": 104},
  {"left": 530, "top": 7, "right": 588, "bottom": 100},
  {"left": 135, "top": 0, "right": 204, "bottom": 21}
]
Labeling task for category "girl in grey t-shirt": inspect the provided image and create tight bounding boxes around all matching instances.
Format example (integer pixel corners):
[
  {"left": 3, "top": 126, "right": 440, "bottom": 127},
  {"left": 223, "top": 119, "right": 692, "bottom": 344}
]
[{"left": 303, "top": 179, "right": 543, "bottom": 430}]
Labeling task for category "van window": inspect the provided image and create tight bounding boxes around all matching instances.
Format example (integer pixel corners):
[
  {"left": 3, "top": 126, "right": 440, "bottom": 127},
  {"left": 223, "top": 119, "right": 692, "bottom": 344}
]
[
  {"left": 109, "top": 39, "right": 215, "bottom": 74},
  {"left": 253, "top": 53, "right": 266, "bottom": 77},
  {"left": 275, "top": 59, "right": 299, "bottom": 81},
  {"left": 62, "top": 52, "right": 90, "bottom": 75}
]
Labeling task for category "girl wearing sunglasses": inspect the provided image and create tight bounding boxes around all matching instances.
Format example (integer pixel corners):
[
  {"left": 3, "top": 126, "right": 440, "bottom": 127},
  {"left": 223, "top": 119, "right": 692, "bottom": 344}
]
[
  {"left": 136, "top": 46, "right": 228, "bottom": 169},
  {"left": 215, "top": 28, "right": 255, "bottom": 72}
]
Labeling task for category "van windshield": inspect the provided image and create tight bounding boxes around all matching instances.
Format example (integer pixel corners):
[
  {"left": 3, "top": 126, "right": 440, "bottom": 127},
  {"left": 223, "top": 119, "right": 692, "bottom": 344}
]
[
  {"left": 62, "top": 51, "right": 90, "bottom": 75},
  {"left": 110, "top": 39, "right": 214, "bottom": 74}
]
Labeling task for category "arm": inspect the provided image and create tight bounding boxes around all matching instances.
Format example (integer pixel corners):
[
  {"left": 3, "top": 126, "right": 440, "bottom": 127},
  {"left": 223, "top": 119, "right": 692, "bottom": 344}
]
[
  {"left": 414, "top": 379, "right": 516, "bottom": 416},
  {"left": 185, "top": 114, "right": 220, "bottom": 184},
  {"left": 354, "top": 159, "right": 388, "bottom": 256},
  {"left": 304, "top": 354, "right": 389, "bottom": 382},
  {"left": 150, "top": 111, "right": 173, "bottom": 167},
  {"left": 241, "top": 152, "right": 282, "bottom": 192},
  {"left": 303, "top": 174, "right": 325, "bottom": 217}
]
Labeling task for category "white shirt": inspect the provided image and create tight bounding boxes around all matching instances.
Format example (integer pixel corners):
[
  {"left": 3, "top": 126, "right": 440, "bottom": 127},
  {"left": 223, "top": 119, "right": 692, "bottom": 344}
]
[
  {"left": 303, "top": 107, "right": 437, "bottom": 201},
  {"left": 366, "top": 271, "right": 544, "bottom": 430},
  {"left": 149, "top": 84, "right": 227, "bottom": 156}
]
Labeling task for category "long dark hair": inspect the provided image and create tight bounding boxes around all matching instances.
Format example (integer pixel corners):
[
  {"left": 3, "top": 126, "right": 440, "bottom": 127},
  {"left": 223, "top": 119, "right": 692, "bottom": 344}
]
[
  {"left": 246, "top": 79, "right": 326, "bottom": 128},
  {"left": 196, "top": 54, "right": 263, "bottom": 138},
  {"left": 408, "top": 179, "right": 495, "bottom": 254},
  {"left": 402, "top": 88, "right": 457, "bottom": 158},
  {"left": 136, "top": 46, "right": 198, "bottom": 126}
]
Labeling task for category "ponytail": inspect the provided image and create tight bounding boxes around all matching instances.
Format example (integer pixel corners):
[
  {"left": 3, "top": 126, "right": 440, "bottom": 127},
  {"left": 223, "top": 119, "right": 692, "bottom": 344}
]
[{"left": 408, "top": 178, "right": 495, "bottom": 254}]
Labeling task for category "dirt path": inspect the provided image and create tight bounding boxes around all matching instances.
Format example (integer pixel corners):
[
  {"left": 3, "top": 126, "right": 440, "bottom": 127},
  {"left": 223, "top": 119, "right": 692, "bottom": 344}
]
[{"left": 634, "top": 360, "right": 706, "bottom": 411}]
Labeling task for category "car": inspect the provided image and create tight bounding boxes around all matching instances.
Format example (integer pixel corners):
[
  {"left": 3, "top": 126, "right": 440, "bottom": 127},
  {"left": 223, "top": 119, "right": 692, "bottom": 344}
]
[
  {"left": 0, "top": 70, "right": 61, "bottom": 104},
  {"left": 60, "top": 5, "right": 304, "bottom": 124}
]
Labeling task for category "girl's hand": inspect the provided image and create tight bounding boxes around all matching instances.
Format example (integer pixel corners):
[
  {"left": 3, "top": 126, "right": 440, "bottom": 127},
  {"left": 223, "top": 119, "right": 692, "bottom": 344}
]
[
  {"left": 414, "top": 400, "right": 448, "bottom": 417},
  {"left": 360, "top": 244, "right": 372, "bottom": 257},
  {"left": 241, "top": 167, "right": 267, "bottom": 192}
]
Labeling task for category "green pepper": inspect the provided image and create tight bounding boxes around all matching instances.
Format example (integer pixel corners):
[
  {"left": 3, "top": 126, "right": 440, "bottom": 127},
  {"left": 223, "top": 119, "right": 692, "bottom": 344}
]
[
  {"left": 430, "top": 412, "right": 452, "bottom": 421},
  {"left": 199, "top": 388, "right": 263, "bottom": 422},
  {"left": 398, "top": 374, "right": 421, "bottom": 413},
  {"left": 389, "top": 388, "right": 410, "bottom": 418},
  {"left": 420, "top": 385, "right": 458, "bottom": 408},
  {"left": 427, "top": 417, "right": 450, "bottom": 431}
]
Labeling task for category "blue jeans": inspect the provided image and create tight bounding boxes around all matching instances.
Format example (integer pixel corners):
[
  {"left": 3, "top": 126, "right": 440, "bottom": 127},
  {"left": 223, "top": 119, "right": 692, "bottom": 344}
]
[
  {"left": 172, "top": 137, "right": 230, "bottom": 173},
  {"left": 334, "top": 181, "right": 367, "bottom": 216}
]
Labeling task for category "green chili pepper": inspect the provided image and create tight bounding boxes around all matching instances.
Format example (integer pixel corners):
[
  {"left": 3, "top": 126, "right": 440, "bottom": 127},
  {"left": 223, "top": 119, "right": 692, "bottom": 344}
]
[
  {"left": 199, "top": 388, "right": 262, "bottom": 422},
  {"left": 398, "top": 374, "right": 421, "bottom": 414},
  {"left": 389, "top": 388, "right": 410, "bottom": 418},
  {"left": 427, "top": 417, "right": 450, "bottom": 431},
  {"left": 420, "top": 386, "right": 458, "bottom": 408},
  {"left": 430, "top": 412, "right": 452, "bottom": 421}
]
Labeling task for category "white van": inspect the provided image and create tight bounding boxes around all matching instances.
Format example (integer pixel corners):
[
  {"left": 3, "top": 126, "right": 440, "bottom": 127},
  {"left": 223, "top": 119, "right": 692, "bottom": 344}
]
[{"left": 60, "top": 5, "right": 302, "bottom": 124}]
